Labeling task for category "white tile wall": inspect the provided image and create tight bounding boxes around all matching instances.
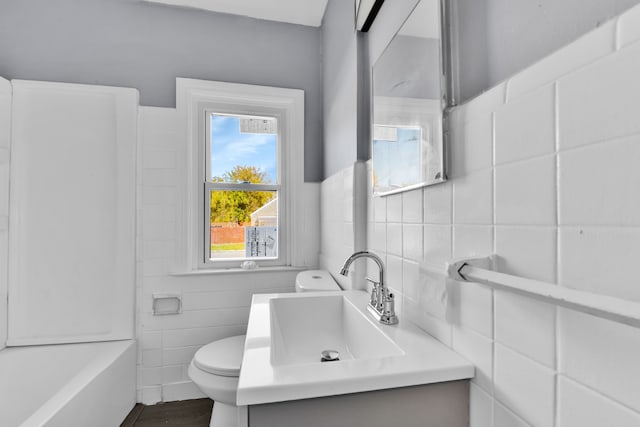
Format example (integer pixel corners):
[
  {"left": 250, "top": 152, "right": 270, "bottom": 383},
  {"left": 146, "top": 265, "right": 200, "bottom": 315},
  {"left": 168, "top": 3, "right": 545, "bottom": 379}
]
[
  {"left": 558, "top": 309, "right": 640, "bottom": 413},
  {"left": 353, "top": 4, "right": 640, "bottom": 425},
  {"left": 320, "top": 165, "right": 357, "bottom": 289},
  {"left": 557, "top": 376, "right": 640, "bottom": 427},
  {"left": 494, "top": 402, "right": 531, "bottom": 427},
  {"left": 559, "top": 134, "right": 640, "bottom": 226},
  {"left": 494, "top": 84, "right": 556, "bottom": 164},
  {"left": 494, "top": 344, "right": 555, "bottom": 427},
  {"left": 558, "top": 39, "right": 640, "bottom": 149}
]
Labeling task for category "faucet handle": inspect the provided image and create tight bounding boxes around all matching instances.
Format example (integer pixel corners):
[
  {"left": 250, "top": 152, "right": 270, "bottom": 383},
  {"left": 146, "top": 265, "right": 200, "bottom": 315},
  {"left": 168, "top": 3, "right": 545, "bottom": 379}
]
[
  {"left": 365, "top": 277, "right": 379, "bottom": 286},
  {"left": 366, "top": 277, "right": 380, "bottom": 306}
]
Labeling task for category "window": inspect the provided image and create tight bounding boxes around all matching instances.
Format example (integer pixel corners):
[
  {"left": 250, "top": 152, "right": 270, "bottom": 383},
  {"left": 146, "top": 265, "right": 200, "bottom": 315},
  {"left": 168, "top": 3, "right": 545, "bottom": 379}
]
[
  {"left": 205, "top": 113, "right": 282, "bottom": 264},
  {"left": 176, "top": 79, "right": 306, "bottom": 271}
]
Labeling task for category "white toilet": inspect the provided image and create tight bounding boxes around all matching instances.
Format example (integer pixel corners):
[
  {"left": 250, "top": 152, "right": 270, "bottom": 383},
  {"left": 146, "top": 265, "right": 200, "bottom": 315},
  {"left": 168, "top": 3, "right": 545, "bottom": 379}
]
[{"left": 188, "top": 270, "right": 341, "bottom": 427}]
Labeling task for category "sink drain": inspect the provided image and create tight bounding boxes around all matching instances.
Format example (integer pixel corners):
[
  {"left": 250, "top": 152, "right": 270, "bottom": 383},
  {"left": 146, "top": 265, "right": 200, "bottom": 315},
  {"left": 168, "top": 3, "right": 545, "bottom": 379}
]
[{"left": 320, "top": 350, "right": 340, "bottom": 362}]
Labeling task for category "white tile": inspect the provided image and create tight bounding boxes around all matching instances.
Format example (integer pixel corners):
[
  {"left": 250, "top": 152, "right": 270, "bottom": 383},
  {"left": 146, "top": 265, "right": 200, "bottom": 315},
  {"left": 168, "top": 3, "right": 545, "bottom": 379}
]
[
  {"left": 452, "top": 326, "right": 493, "bottom": 392},
  {"left": 495, "top": 226, "right": 556, "bottom": 283},
  {"left": 162, "top": 365, "right": 185, "bottom": 384},
  {"left": 143, "top": 169, "right": 178, "bottom": 187},
  {"left": 141, "top": 331, "right": 162, "bottom": 350},
  {"left": 402, "top": 223, "right": 422, "bottom": 262},
  {"left": 453, "top": 170, "right": 493, "bottom": 225},
  {"left": 494, "top": 402, "right": 531, "bottom": 427},
  {"left": 402, "top": 259, "right": 420, "bottom": 301},
  {"left": 402, "top": 189, "right": 423, "bottom": 223},
  {"left": 143, "top": 259, "right": 171, "bottom": 277},
  {"left": 162, "top": 381, "right": 206, "bottom": 402},
  {"left": 142, "top": 367, "right": 162, "bottom": 386},
  {"left": 370, "top": 222, "right": 387, "bottom": 253},
  {"left": 424, "top": 181, "right": 452, "bottom": 224},
  {"left": 182, "top": 290, "right": 252, "bottom": 311},
  {"left": 386, "top": 222, "right": 403, "bottom": 257},
  {"left": 494, "top": 344, "right": 555, "bottom": 427},
  {"left": 507, "top": 20, "right": 616, "bottom": 100},
  {"left": 470, "top": 383, "right": 493, "bottom": 427},
  {"left": 449, "top": 280, "right": 493, "bottom": 338},
  {"left": 143, "top": 241, "right": 175, "bottom": 260},
  {"left": 559, "top": 135, "right": 640, "bottom": 226},
  {"left": 495, "top": 156, "right": 556, "bottom": 225},
  {"left": 452, "top": 82, "right": 506, "bottom": 124},
  {"left": 495, "top": 291, "right": 556, "bottom": 368},
  {"left": 143, "top": 149, "right": 177, "bottom": 169},
  {"left": 558, "top": 308, "right": 640, "bottom": 412},
  {"left": 557, "top": 375, "right": 640, "bottom": 427},
  {"left": 404, "top": 300, "right": 452, "bottom": 346},
  {"left": 386, "top": 254, "right": 403, "bottom": 295},
  {"left": 618, "top": 3, "right": 640, "bottom": 48},
  {"left": 373, "top": 194, "right": 387, "bottom": 223},
  {"left": 450, "top": 113, "right": 493, "bottom": 177},
  {"left": 495, "top": 84, "right": 556, "bottom": 164},
  {"left": 142, "top": 186, "right": 177, "bottom": 205},
  {"left": 163, "top": 346, "right": 200, "bottom": 365},
  {"left": 142, "top": 205, "right": 177, "bottom": 225},
  {"left": 141, "top": 386, "right": 162, "bottom": 405},
  {"left": 453, "top": 225, "right": 493, "bottom": 259},
  {"left": 386, "top": 193, "right": 403, "bottom": 222},
  {"left": 142, "top": 349, "right": 162, "bottom": 368},
  {"left": 558, "top": 41, "right": 640, "bottom": 149},
  {"left": 163, "top": 325, "right": 246, "bottom": 348},
  {"left": 559, "top": 226, "right": 640, "bottom": 301},
  {"left": 423, "top": 225, "right": 452, "bottom": 268}
]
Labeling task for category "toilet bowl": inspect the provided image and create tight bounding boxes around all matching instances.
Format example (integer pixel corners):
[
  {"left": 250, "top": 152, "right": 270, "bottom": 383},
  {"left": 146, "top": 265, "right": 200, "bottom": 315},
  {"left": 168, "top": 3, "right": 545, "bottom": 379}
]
[{"left": 188, "top": 270, "right": 340, "bottom": 427}]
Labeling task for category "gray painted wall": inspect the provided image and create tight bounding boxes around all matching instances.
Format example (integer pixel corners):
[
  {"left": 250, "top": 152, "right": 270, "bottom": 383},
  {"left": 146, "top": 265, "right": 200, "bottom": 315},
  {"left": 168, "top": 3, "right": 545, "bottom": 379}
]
[
  {"left": 0, "top": 0, "right": 324, "bottom": 181},
  {"left": 321, "top": 0, "right": 359, "bottom": 178},
  {"left": 454, "top": 0, "right": 640, "bottom": 102}
]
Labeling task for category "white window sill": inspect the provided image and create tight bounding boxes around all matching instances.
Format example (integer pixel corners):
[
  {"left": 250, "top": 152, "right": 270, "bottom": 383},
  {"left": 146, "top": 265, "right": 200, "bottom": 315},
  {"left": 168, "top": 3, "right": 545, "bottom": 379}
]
[{"left": 170, "top": 266, "right": 306, "bottom": 277}]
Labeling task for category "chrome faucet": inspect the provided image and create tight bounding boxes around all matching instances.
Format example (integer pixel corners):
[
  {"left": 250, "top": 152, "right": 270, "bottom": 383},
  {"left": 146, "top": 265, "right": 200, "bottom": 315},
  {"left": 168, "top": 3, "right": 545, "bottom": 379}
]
[{"left": 339, "top": 251, "right": 398, "bottom": 325}]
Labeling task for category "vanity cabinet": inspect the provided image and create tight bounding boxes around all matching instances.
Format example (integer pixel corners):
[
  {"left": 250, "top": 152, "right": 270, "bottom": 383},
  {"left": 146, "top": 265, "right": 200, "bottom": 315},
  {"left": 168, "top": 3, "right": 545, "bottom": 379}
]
[{"left": 248, "top": 380, "right": 469, "bottom": 427}]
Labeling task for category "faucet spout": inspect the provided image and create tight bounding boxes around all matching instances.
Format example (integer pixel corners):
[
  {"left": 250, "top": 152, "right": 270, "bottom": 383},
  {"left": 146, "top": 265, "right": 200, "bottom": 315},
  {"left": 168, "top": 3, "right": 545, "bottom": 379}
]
[
  {"left": 339, "top": 251, "right": 384, "bottom": 285},
  {"left": 339, "top": 251, "right": 398, "bottom": 325}
]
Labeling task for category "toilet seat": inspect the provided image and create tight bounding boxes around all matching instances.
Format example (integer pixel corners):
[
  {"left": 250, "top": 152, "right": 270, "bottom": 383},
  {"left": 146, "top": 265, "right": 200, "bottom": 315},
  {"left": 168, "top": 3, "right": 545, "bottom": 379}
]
[{"left": 193, "top": 335, "right": 245, "bottom": 377}]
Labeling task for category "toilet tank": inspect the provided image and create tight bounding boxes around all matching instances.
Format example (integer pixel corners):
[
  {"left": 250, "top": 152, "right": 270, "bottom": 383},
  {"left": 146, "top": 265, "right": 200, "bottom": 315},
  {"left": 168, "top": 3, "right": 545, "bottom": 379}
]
[{"left": 295, "top": 270, "right": 341, "bottom": 292}]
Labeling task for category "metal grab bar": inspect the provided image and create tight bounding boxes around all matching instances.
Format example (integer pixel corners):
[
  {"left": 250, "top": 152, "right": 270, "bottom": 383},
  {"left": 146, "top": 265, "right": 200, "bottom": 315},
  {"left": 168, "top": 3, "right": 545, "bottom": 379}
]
[{"left": 447, "top": 256, "right": 640, "bottom": 329}]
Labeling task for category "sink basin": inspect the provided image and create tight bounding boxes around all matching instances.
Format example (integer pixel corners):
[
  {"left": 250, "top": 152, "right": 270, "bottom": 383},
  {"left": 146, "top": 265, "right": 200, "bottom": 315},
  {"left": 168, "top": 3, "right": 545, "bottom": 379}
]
[
  {"left": 237, "top": 290, "right": 474, "bottom": 406},
  {"left": 270, "top": 294, "right": 403, "bottom": 366}
]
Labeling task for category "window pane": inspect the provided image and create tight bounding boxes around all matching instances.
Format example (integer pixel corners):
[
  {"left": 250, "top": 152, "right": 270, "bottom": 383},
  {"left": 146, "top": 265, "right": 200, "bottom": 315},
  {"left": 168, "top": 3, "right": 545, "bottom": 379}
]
[
  {"left": 209, "top": 189, "right": 278, "bottom": 260},
  {"left": 209, "top": 114, "right": 278, "bottom": 184}
]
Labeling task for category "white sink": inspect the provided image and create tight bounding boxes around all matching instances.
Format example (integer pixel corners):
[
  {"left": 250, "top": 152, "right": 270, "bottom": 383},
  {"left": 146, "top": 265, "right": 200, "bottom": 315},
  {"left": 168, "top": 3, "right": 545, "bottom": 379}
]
[
  {"left": 270, "top": 294, "right": 403, "bottom": 366},
  {"left": 237, "top": 290, "right": 474, "bottom": 406}
]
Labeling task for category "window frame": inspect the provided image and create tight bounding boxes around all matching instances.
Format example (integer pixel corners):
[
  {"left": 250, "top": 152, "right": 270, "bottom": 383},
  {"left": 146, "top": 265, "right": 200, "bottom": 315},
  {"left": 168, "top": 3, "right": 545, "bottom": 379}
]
[
  {"left": 203, "top": 110, "right": 284, "bottom": 267},
  {"left": 176, "top": 79, "right": 305, "bottom": 272}
]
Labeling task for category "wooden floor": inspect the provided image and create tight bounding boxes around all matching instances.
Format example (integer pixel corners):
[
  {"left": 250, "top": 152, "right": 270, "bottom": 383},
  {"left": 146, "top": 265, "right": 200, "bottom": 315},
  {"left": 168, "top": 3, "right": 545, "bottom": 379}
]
[{"left": 121, "top": 399, "right": 213, "bottom": 427}]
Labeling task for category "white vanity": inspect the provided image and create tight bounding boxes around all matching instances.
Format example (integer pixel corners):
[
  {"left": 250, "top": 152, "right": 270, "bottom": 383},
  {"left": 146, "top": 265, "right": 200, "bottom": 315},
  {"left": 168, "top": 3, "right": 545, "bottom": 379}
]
[{"left": 237, "top": 290, "right": 474, "bottom": 427}]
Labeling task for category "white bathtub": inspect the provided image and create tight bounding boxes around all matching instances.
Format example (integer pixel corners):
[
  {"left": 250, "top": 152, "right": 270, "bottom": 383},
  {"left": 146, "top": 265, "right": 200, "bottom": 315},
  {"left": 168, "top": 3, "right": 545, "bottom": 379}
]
[{"left": 0, "top": 340, "right": 136, "bottom": 427}]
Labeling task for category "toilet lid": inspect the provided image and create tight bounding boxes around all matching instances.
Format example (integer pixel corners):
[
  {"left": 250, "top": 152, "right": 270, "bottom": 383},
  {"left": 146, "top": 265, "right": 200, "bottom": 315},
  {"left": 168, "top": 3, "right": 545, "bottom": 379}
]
[{"left": 193, "top": 335, "right": 245, "bottom": 377}]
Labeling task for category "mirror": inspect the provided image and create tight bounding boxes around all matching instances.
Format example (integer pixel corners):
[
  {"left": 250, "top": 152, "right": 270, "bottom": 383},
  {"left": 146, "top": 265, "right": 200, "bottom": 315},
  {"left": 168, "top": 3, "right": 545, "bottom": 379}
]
[{"left": 372, "top": 0, "right": 447, "bottom": 196}]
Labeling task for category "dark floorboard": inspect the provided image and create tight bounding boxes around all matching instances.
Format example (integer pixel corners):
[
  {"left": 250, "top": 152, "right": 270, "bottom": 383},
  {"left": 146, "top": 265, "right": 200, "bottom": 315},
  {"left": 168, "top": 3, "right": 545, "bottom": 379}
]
[{"left": 121, "top": 399, "right": 213, "bottom": 427}]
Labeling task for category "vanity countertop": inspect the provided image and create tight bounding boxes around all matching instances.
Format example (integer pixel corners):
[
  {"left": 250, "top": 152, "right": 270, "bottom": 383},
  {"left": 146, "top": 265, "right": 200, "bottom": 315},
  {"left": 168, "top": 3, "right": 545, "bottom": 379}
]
[{"left": 236, "top": 290, "right": 474, "bottom": 406}]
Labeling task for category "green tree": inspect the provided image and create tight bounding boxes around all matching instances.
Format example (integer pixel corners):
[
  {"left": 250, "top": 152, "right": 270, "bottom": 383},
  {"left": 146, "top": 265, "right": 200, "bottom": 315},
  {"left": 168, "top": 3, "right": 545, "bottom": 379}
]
[{"left": 210, "top": 166, "right": 274, "bottom": 224}]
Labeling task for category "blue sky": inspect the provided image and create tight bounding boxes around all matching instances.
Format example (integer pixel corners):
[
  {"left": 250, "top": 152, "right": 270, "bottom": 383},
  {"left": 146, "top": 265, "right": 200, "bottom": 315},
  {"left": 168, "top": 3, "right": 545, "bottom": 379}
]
[{"left": 210, "top": 115, "right": 277, "bottom": 183}]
